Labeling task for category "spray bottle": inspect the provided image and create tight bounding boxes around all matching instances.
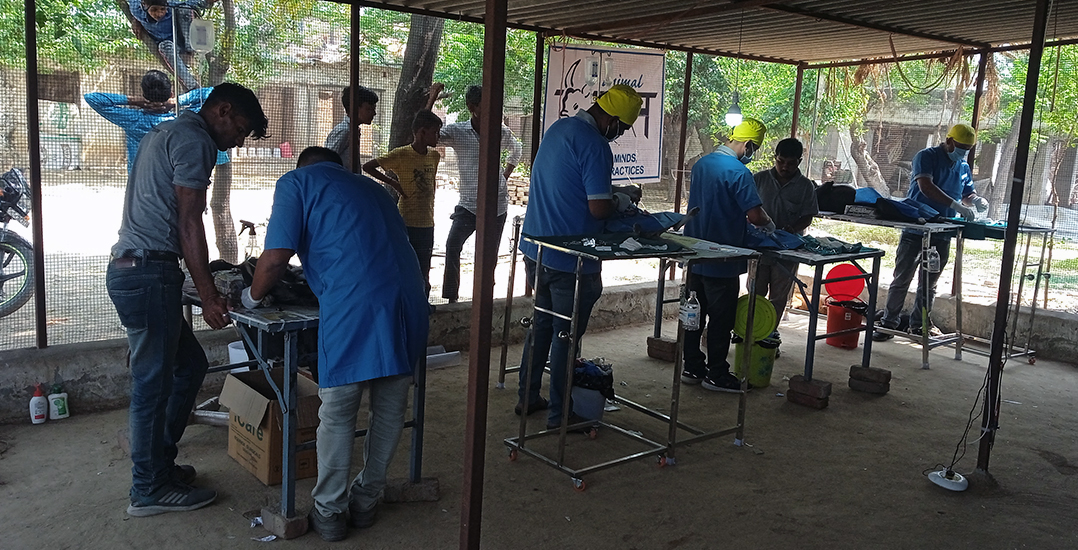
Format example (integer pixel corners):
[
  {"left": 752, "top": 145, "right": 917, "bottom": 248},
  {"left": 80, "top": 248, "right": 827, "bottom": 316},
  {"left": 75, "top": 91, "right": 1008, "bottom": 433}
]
[
  {"left": 29, "top": 384, "right": 47, "bottom": 424},
  {"left": 48, "top": 383, "right": 69, "bottom": 420}
]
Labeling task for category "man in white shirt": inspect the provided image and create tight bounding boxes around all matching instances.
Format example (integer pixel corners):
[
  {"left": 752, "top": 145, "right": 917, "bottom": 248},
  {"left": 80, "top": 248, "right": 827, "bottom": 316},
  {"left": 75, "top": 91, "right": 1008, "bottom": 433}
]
[{"left": 435, "top": 84, "right": 523, "bottom": 303}]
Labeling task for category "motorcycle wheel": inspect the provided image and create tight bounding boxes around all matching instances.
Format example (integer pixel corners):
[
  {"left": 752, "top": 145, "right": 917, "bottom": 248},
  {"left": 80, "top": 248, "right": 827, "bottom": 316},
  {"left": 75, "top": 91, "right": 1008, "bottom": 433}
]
[{"left": 0, "top": 233, "right": 34, "bottom": 318}]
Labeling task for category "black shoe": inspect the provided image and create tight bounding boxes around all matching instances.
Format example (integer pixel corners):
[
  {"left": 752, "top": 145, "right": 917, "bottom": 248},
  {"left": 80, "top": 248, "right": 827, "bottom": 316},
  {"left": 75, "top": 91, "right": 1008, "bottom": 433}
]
[
  {"left": 171, "top": 464, "right": 197, "bottom": 485},
  {"left": 127, "top": 482, "right": 216, "bottom": 517},
  {"left": 308, "top": 508, "right": 348, "bottom": 542},
  {"left": 547, "top": 413, "right": 595, "bottom": 433},
  {"left": 872, "top": 330, "right": 895, "bottom": 342},
  {"left": 701, "top": 372, "right": 743, "bottom": 393},
  {"left": 347, "top": 501, "right": 378, "bottom": 529},
  {"left": 680, "top": 368, "right": 706, "bottom": 385},
  {"left": 514, "top": 396, "right": 549, "bottom": 416}
]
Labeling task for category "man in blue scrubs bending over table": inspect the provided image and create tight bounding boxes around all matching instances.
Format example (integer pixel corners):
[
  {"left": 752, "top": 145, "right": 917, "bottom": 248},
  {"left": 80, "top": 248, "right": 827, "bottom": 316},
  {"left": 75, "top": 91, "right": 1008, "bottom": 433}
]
[{"left": 517, "top": 84, "right": 642, "bottom": 430}]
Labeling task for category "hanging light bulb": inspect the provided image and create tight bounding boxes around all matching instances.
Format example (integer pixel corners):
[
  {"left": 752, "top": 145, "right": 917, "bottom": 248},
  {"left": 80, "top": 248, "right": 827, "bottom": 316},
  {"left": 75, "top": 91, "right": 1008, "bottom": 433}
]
[{"left": 725, "top": 91, "right": 743, "bottom": 127}]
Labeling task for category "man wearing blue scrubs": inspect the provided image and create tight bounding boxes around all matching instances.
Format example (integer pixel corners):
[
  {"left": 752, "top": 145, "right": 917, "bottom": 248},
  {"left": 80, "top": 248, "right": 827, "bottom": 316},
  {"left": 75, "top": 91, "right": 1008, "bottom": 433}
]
[
  {"left": 244, "top": 147, "right": 429, "bottom": 541},
  {"left": 517, "top": 85, "right": 642, "bottom": 430},
  {"left": 874, "top": 124, "right": 988, "bottom": 340},
  {"left": 681, "top": 118, "right": 776, "bottom": 392}
]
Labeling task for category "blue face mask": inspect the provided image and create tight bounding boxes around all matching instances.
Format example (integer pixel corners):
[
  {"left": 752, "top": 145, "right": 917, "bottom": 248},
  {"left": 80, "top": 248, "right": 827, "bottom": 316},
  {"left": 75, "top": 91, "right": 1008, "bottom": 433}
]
[
  {"left": 739, "top": 144, "right": 756, "bottom": 165},
  {"left": 948, "top": 147, "right": 969, "bottom": 163}
]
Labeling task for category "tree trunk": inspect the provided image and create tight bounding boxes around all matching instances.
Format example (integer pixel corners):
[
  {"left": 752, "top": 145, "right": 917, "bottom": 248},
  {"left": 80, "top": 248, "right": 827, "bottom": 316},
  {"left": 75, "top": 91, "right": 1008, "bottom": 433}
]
[
  {"left": 388, "top": 15, "right": 444, "bottom": 150},
  {"left": 848, "top": 126, "right": 890, "bottom": 194},
  {"left": 207, "top": 0, "right": 238, "bottom": 262},
  {"left": 988, "top": 110, "right": 1023, "bottom": 220}
]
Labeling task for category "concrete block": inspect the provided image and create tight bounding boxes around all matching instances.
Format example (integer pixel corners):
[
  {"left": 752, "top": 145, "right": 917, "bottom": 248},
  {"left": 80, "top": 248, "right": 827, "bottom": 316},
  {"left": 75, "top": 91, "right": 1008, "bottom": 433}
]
[
  {"left": 848, "top": 365, "right": 892, "bottom": 384},
  {"left": 260, "top": 506, "right": 309, "bottom": 540},
  {"left": 383, "top": 477, "right": 440, "bottom": 503},
  {"left": 786, "top": 389, "right": 829, "bottom": 409},
  {"left": 788, "top": 375, "right": 832, "bottom": 399},
  {"left": 646, "top": 336, "right": 678, "bottom": 362},
  {"left": 848, "top": 378, "right": 890, "bottom": 395}
]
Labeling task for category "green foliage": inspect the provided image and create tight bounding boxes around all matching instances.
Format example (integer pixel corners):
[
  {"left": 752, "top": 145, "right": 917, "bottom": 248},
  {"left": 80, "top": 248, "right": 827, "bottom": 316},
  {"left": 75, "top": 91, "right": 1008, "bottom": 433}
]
[
  {"left": 1, "top": 0, "right": 145, "bottom": 71},
  {"left": 433, "top": 21, "right": 536, "bottom": 118}
]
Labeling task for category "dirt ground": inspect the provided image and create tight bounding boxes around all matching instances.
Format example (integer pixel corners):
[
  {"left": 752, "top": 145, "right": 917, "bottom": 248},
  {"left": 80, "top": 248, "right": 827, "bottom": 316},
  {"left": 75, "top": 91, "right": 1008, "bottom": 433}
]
[{"left": 2, "top": 318, "right": 1077, "bottom": 549}]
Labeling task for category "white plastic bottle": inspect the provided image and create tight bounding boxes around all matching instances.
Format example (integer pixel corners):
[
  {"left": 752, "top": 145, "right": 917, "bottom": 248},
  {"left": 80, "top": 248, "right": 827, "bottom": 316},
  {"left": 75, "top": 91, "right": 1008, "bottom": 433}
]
[
  {"left": 48, "top": 384, "right": 69, "bottom": 420},
  {"left": 680, "top": 291, "right": 701, "bottom": 331},
  {"left": 29, "top": 384, "right": 47, "bottom": 424}
]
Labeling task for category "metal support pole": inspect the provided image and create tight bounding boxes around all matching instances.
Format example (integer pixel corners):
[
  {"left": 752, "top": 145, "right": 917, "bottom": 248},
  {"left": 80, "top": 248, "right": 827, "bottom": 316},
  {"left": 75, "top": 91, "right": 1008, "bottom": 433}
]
[
  {"left": 348, "top": 3, "right": 361, "bottom": 173},
  {"left": 804, "top": 264, "right": 824, "bottom": 380},
  {"left": 460, "top": 0, "right": 508, "bottom": 547},
  {"left": 791, "top": 64, "right": 805, "bottom": 138},
  {"left": 977, "top": 0, "right": 1052, "bottom": 473},
  {"left": 673, "top": 52, "right": 692, "bottom": 215},
  {"left": 409, "top": 354, "right": 427, "bottom": 482},
  {"left": 531, "top": 32, "right": 544, "bottom": 165},
  {"left": 25, "top": 0, "right": 46, "bottom": 348},
  {"left": 968, "top": 51, "right": 990, "bottom": 165},
  {"left": 280, "top": 331, "right": 298, "bottom": 517}
]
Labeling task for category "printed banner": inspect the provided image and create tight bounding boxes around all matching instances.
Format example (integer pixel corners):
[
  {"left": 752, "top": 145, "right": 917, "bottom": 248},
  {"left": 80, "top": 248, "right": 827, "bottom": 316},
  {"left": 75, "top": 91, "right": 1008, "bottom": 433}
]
[{"left": 543, "top": 44, "right": 665, "bottom": 184}]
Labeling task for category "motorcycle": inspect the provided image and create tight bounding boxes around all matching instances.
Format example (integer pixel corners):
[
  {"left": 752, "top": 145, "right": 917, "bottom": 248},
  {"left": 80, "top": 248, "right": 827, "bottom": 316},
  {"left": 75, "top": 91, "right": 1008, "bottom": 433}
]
[{"left": 0, "top": 168, "right": 34, "bottom": 318}]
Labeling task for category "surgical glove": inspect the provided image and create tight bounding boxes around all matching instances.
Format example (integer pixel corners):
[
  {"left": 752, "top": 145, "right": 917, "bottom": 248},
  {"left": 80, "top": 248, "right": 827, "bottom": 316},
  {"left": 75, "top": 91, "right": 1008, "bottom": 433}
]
[
  {"left": 240, "top": 286, "right": 264, "bottom": 309},
  {"left": 612, "top": 192, "right": 636, "bottom": 214},
  {"left": 972, "top": 196, "right": 989, "bottom": 212},
  {"left": 758, "top": 219, "right": 777, "bottom": 235},
  {"left": 951, "top": 200, "right": 975, "bottom": 222}
]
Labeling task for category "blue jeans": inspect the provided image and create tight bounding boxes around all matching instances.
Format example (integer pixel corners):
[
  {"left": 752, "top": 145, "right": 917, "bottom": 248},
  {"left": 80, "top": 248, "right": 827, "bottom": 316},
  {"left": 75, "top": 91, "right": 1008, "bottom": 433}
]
[
  {"left": 683, "top": 273, "right": 740, "bottom": 376},
  {"left": 881, "top": 231, "right": 951, "bottom": 331},
  {"left": 442, "top": 206, "right": 507, "bottom": 301},
  {"left": 518, "top": 257, "right": 603, "bottom": 426},
  {"left": 107, "top": 257, "right": 209, "bottom": 499},
  {"left": 310, "top": 374, "right": 412, "bottom": 516},
  {"left": 407, "top": 226, "right": 435, "bottom": 299}
]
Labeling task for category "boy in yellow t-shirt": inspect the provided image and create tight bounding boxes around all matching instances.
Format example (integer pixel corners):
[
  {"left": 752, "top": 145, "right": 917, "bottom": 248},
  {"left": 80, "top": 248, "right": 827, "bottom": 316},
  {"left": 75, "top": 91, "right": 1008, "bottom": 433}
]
[{"left": 363, "top": 110, "right": 443, "bottom": 299}]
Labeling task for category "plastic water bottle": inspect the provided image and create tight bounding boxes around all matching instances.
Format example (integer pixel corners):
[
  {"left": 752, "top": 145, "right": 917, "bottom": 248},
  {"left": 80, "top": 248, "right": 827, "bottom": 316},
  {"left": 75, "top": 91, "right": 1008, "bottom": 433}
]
[
  {"left": 29, "top": 384, "right": 47, "bottom": 424},
  {"left": 924, "top": 248, "right": 941, "bottom": 273},
  {"left": 680, "top": 291, "right": 701, "bottom": 331},
  {"left": 48, "top": 383, "right": 69, "bottom": 420}
]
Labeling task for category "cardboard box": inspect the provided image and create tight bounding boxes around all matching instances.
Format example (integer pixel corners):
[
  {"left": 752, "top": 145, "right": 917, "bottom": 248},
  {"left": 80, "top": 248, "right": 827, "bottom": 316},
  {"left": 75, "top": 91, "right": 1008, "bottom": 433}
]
[{"left": 219, "top": 369, "right": 321, "bottom": 486}]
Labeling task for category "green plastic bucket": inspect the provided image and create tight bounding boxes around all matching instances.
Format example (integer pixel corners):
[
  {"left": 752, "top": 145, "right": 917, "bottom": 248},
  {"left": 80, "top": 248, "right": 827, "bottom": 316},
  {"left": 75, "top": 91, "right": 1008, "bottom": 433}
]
[{"left": 732, "top": 337, "right": 780, "bottom": 388}]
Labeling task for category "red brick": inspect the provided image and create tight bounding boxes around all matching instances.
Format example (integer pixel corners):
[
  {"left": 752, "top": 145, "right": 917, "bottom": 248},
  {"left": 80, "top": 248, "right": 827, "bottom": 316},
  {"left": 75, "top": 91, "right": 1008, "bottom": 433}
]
[
  {"left": 848, "top": 365, "right": 892, "bottom": 384},
  {"left": 786, "top": 389, "right": 829, "bottom": 409},
  {"left": 788, "top": 375, "right": 832, "bottom": 399},
  {"left": 646, "top": 336, "right": 678, "bottom": 362},
  {"left": 848, "top": 378, "right": 890, "bottom": 394}
]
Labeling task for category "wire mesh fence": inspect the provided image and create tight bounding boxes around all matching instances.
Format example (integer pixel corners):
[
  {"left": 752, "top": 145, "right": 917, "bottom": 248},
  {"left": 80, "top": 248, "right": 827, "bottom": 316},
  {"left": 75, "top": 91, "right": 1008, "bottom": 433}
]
[{"left": 1, "top": 2, "right": 1076, "bottom": 351}]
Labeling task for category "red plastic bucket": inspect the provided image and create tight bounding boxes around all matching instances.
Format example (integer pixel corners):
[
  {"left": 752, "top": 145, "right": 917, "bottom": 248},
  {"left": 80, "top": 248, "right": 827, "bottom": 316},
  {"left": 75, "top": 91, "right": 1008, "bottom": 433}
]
[
  {"left": 824, "top": 263, "right": 865, "bottom": 299},
  {"left": 826, "top": 295, "right": 863, "bottom": 349}
]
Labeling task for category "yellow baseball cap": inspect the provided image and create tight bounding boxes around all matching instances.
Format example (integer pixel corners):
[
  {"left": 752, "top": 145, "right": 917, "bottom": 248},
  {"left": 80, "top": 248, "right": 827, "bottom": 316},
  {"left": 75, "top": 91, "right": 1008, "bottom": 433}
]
[
  {"left": 596, "top": 85, "right": 643, "bottom": 126},
  {"left": 731, "top": 117, "right": 767, "bottom": 146},
  {"left": 947, "top": 124, "right": 977, "bottom": 147}
]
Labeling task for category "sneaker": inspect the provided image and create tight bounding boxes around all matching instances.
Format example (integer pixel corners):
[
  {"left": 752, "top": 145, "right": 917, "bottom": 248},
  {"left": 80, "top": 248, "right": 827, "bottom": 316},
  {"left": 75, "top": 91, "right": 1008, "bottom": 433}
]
[
  {"left": 701, "top": 372, "right": 743, "bottom": 393},
  {"left": 909, "top": 325, "right": 943, "bottom": 337},
  {"left": 126, "top": 482, "right": 216, "bottom": 517},
  {"left": 872, "top": 330, "right": 894, "bottom": 342},
  {"left": 680, "top": 368, "right": 706, "bottom": 385},
  {"left": 514, "top": 396, "right": 549, "bottom": 416},
  {"left": 171, "top": 464, "right": 197, "bottom": 486},
  {"left": 547, "top": 412, "right": 595, "bottom": 433},
  {"left": 347, "top": 501, "right": 378, "bottom": 529},
  {"left": 308, "top": 508, "right": 348, "bottom": 542}
]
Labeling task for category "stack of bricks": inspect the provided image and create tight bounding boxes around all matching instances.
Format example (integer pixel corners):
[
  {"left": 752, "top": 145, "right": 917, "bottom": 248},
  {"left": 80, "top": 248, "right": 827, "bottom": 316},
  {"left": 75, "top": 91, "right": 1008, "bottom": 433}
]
[
  {"left": 787, "top": 375, "right": 832, "bottom": 409},
  {"left": 507, "top": 175, "right": 529, "bottom": 206},
  {"left": 848, "top": 364, "right": 892, "bottom": 394}
]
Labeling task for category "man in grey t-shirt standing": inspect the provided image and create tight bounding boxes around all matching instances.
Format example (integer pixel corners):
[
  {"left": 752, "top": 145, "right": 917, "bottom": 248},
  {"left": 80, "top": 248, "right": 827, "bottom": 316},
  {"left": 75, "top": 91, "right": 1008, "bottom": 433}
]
[
  {"left": 325, "top": 85, "right": 379, "bottom": 172},
  {"left": 752, "top": 137, "right": 819, "bottom": 323},
  {"left": 106, "top": 82, "right": 268, "bottom": 517}
]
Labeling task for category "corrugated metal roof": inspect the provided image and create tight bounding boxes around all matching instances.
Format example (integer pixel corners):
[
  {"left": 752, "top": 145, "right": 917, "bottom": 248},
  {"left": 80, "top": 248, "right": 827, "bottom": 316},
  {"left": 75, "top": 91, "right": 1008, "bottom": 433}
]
[{"left": 358, "top": 0, "right": 1078, "bottom": 64}]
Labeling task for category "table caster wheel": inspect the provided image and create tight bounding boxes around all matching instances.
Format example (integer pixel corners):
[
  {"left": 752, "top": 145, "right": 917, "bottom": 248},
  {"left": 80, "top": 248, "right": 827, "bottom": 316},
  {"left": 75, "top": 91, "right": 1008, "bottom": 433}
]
[
  {"left": 508, "top": 448, "right": 518, "bottom": 462},
  {"left": 572, "top": 478, "right": 586, "bottom": 492}
]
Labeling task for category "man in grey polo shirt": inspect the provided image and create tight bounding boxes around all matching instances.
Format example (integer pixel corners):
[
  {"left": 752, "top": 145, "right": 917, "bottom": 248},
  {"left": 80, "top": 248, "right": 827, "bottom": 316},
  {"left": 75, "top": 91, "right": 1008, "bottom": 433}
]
[
  {"left": 435, "top": 84, "right": 523, "bottom": 303},
  {"left": 753, "top": 137, "right": 819, "bottom": 322},
  {"left": 106, "top": 82, "right": 268, "bottom": 517}
]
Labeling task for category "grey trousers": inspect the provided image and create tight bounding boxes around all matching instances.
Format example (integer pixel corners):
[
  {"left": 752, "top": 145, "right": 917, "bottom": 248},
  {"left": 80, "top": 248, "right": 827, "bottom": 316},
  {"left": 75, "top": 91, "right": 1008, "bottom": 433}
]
[{"left": 311, "top": 374, "right": 412, "bottom": 516}]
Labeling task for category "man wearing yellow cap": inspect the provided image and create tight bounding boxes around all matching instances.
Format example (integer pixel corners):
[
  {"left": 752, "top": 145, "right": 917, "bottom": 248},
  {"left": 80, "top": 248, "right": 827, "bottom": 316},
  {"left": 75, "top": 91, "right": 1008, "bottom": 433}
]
[
  {"left": 517, "top": 84, "right": 642, "bottom": 429},
  {"left": 681, "top": 118, "right": 776, "bottom": 392},
  {"left": 874, "top": 123, "right": 988, "bottom": 340}
]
